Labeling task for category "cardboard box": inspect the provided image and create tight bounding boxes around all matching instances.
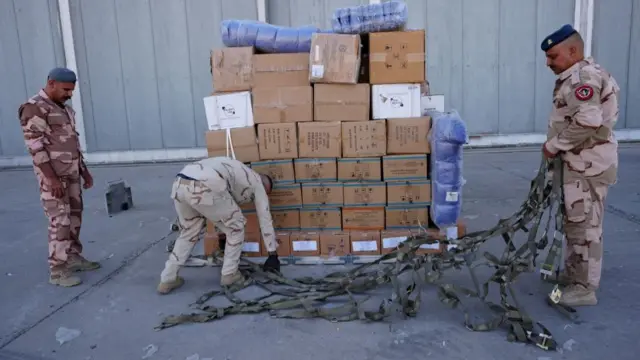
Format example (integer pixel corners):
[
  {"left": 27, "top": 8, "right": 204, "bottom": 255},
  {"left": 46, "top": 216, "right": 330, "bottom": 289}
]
[
  {"left": 386, "top": 180, "right": 431, "bottom": 206},
  {"left": 272, "top": 209, "right": 300, "bottom": 231},
  {"left": 261, "top": 231, "right": 292, "bottom": 257},
  {"left": 210, "top": 46, "right": 254, "bottom": 92},
  {"left": 309, "top": 33, "right": 361, "bottom": 84},
  {"left": 298, "top": 122, "right": 342, "bottom": 158},
  {"left": 301, "top": 182, "right": 344, "bottom": 207},
  {"left": 385, "top": 206, "right": 430, "bottom": 230},
  {"left": 294, "top": 158, "right": 337, "bottom": 182},
  {"left": 369, "top": 30, "right": 425, "bottom": 84},
  {"left": 337, "top": 157, "right": 382, "bottom": 182},
  {"left": 205, "top": 127, "right": 260, "bottom": 163},
  {"left": 204, "top": 91, "right": 254, "bottom": 130},
  {"left": 314, "top": 84, "right": 370, "bottom": 121},
  {"left": 299, "top": 208, "right": 342, "bottom": 231},
  {"left": 242, "top": 232, "right": 263, "bottom": 257},
  {"left": 372, "top": 84, "right": 421, "bottom": 119},
  {"left": 320, "top": 231, "right": 350, "bottom": 257},
  {"left": 387, "top": 117, "right": 431, "bottom": 154},
  {"left": 290, "top": 231, "right": 321, "bottom": 256},
  {"left": 383, "top": 155, "right": 428, "bottom": 181},
  {"left": 342, "top": 120, "right": 387, "bottom": 158},
  {"left": 243, "top": 211, "right": 260, "bottom": 233},
  {"left": 350, "top": 230, "right": 381, "bottom": 255},
  {"left": 381, "top": 230, "right": 443, "bottom": 254},
  {"left": 269, "top": 183, "right": 302, "bottom": 209},
  {"left": 343, "top": 182, "right": 387, "bottom": 207},
  {"left": 252, "top": 86, "right": 313, "bottom": 124},
  {"left": 203, "top": 232, "right": 221, "bottom": 256},
  {"left": 342, "top": 207, "right": 385, "bottom": 231},
  {"left": 250, "top": 160, "right": 295, "bottom": 184},
  {"left": 253, "top": 53, "right": 309, "bottom": 87},
  {"left": 257, "top": 123, "right": 298, "bottom": 160}
]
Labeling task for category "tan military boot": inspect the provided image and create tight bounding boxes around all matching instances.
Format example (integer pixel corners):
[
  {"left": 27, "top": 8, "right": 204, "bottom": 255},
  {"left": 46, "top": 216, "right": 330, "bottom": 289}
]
[
  {"left": 67, "top": 254, "right": 101, "bottom": 272},
  {"left": 157, "top": 276, "right": 185, "bottom": 295},
  {"left": 220, "top": 271, "right": 245, "bottom": 287},
  {"left": 558, "top": 284, "right": 597, "bottom": 307},
  {"left": 49, "top": 265, "right": 82, "bottom": 287}
]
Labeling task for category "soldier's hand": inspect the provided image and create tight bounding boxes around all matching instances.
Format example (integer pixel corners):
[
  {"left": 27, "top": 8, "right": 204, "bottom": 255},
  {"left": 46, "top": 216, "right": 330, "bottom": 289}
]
[
  {"left": 82, "top": 171, "right": 94, "bottom": 189},
  {"left": 262, "top": 253, "right": 280, "bottom": 273},
  {"left": 49, "top": 177, "right": 64, "bottom": 199},
  {"left": 542, "top": 142, "right": 556, "bottom": 159}
]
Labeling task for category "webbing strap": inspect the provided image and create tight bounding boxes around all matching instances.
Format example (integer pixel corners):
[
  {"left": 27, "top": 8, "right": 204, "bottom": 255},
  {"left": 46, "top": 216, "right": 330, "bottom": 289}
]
[{"left": 156, "top": 156, "right": 574, "bottom": 352}]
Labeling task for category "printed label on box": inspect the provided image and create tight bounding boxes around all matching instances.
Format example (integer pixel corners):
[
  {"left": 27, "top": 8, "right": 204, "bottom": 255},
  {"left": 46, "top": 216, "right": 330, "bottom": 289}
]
[
  {"left": 242, "top": 242, "right": 260, "bottom": 253},
  {"left": 382, "top": 236, "right": 407, "bottom": 249},
  {"left": 352, "top": 241, "right": 379, "bottom": 252},
  {"left": 446, "top": 191, "right": 459, "bottom": 202},
  {"left": 293, "top": 240, "right": 318, "bottom": 252},
  {"left": 419, "top": 242, "right": 440, "bottom": 250}
]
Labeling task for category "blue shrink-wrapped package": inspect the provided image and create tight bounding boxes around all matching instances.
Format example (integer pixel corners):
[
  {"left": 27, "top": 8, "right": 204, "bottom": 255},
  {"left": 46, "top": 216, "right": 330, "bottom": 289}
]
[
  {"left": 428, "top": 110, "right": 468, "bottom": 229},
  {"left": 221, "top": 20, "right": 329, "bottom": 53},
  {"left": 331, "top": 1, "right": 408, "bottom": 34}
]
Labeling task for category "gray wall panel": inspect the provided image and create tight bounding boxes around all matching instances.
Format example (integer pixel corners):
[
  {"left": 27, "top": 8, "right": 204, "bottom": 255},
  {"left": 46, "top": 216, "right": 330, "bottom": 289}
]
[
  {"left": 0, "top": 0, "right": 65, "bottom": 157},
  {"left": 268, "top": 0, "right": 367, "bottom": 28},
  {"left": 627, "top": 0, "right": 640, "bottom": 129},
  {"left": 592, "top": 0, "right": 633, "bottom": 129}
]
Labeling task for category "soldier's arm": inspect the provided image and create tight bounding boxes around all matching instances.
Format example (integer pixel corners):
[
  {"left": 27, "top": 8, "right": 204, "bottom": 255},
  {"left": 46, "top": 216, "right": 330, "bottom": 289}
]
[
  {"left": 545, "top": 71, "right": 603, "bottom": 155},
  {"left": 253, "top": 183, "right": 278, "bottom": 253},
  {"left": 18, "top": 104, "right": 58, "bottom": 181}
]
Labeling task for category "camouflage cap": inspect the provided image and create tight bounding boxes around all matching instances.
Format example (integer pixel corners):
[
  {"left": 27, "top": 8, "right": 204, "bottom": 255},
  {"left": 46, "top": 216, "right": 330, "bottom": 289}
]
[
  {"left": 541, "top": 24, "right": 578, "bottom": 52},
  {"left": 48, "top": 67, "right": 77, "bottom": 83}
]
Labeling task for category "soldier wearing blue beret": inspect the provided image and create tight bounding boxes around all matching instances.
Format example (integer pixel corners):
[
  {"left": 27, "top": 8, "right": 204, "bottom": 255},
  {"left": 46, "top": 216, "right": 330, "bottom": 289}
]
[{"left": 540, "top": 24, "right": 620, "bottom": 308}]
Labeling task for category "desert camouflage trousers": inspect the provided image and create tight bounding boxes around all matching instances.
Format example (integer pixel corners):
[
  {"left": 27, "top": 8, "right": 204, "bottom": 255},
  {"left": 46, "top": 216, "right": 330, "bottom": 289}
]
[
  {"left": 563, "top": 176, "right": 609, "bottom": 290},
  {"left": 160, "top": 177, "right": 247, "bottom": 283},
  {"left": 40, "top": 176, "right": 83, "bottom": 269}
]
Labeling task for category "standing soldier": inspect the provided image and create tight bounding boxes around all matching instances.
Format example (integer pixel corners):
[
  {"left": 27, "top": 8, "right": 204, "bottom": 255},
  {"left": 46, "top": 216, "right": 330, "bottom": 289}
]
[
  {"left": 157, "top": 157, "right": 280, "bottom": 294},
  {"left": 541, "top": 25, "right": 619, "bottom": 306},
  {"left": 18, "top": 68, "right": 100, "bottom": 287}
]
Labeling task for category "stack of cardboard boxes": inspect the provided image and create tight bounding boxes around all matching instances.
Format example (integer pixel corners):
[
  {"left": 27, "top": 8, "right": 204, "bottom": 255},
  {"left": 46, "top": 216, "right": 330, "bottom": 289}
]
[{"left": 203, "top": 29, "right": 441, "bottom": 262}]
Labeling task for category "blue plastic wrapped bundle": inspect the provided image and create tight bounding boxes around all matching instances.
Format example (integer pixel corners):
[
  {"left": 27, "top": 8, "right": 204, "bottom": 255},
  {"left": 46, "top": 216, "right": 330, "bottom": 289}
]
[
  {"left": 221, "top": 20, "right": 327, "bottom": 53},
  {"left": 331, "top": 1, "right": 408, "bottom": 34},
  {"left": 428, "top": 110, "right": 469, "bottom": 230}
]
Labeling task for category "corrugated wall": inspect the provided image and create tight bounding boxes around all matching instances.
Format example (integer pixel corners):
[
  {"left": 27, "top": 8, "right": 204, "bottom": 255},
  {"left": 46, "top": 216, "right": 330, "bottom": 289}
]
[
  {"left": 592, "top": 0, "right": 640, "bottom": 129},
  {"left": 68, "top": 0, "right": 259, "bottom": 152},
  {"left": 0, "top": 0, "right": 65, "bottom": 157}
]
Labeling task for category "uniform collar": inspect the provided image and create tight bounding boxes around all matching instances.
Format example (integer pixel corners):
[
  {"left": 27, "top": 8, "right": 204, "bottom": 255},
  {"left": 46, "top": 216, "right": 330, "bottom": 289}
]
[
  {"left": 38, "top": 89, "right": 66, "bottom": 109},
  {"left": 558, "top": 56, "right": 594, "bottom": 80}
]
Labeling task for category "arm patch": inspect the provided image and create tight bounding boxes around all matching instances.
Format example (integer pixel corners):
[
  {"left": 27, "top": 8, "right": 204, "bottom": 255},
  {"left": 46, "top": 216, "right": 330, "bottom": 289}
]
[{"left": 574, "top": 85, "right": 594, "bottom": 101}]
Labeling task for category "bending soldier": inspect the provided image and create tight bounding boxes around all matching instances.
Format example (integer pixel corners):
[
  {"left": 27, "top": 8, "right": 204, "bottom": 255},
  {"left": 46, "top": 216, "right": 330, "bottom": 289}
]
[
  {"left": 158, "top": 157, "right": 280, "bottom": 294},
  {"left": 541, "top": 25, "right": 619, "bottom": 306},
  {"left": 18, "top": 68, "right": 100, "bottom": 287}
]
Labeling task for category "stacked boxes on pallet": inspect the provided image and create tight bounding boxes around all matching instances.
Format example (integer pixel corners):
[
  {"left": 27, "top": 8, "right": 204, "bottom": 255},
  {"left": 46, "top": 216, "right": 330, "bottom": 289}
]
[{"left": 202, "top": 28, "right": 442, "bottom": 262}]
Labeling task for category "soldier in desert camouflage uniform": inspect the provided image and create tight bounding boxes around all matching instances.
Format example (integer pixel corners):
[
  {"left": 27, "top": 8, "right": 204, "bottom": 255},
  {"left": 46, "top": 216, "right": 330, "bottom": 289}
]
[
  {"left": 541, "top": 25, "right": 619, "bottom": 306},
  {"left": 18, "top": 68, "right": 100, "bottom": 287},
  {"left": 158, "top": 157, "right": 280, "bottom": 294}
]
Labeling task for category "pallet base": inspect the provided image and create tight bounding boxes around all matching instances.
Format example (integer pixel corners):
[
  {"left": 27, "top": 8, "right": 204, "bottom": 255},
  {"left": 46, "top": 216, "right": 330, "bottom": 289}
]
[{"left": 192, "top": 254, "right": 409, "bottom": 267}]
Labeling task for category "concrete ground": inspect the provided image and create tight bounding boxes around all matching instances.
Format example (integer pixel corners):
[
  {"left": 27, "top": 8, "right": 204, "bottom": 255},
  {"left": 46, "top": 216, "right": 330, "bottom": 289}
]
[{"left": 0, "top": 146, "right": 638, "bottom": 360}]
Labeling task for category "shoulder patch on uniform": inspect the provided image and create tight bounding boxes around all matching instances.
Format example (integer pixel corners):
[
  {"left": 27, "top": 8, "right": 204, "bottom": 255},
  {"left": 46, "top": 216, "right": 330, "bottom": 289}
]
[{"left": 574, "top": 85, "right": 594, "bottom": 101}]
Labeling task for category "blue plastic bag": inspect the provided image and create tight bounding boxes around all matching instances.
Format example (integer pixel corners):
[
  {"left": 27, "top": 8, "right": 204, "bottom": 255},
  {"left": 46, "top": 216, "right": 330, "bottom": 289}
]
[
  {"left": 221, "top": 20, "right": 326, "bottom": 53},
  {"left": 331, "top": 1, "right": 408, "bottom": 34}
]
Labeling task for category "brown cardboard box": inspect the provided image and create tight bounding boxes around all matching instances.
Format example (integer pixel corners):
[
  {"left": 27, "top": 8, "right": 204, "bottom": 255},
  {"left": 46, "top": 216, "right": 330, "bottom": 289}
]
[
  {"left": 342, "top": 207, "right": 385, "bottom": 230},
  {"left": 298, "top": 122, "right": 342, "bottom": 158},
  {"left": 269, "top": 183, "right": 302, "bottom": 209},
  {"left": 252, "top": 86, "right": 313, "bottom": 124},
  {"left": 342, "top": 120, "right": 387, "bottom": 158},
  {"left": 203, "top": 233, "right": 221, "bottom": 256},
  {"left": 250, "top": 160, "right": 296, "bottom": 184},
  {"left": 299, "top": 208, "right": 342, "bottom": 231},
  {"left": 385, "top": 206, "right": 430, "bottom": 230},
  {"left": 343, "top": 182, "right": 387, "bottom": 207},
  {"left": 253, "top": 53, "right": 309, "bottom": 88},
  {"left": 314, "top": 84, "right": 370, "bottom": 121},
  {"left": 309, "top": 33, "right": 361, "bottom": 84},
  {"left": 387, "top": 117, "right": 431, "bottom": 154},
  {"left": 337, "top": 157, "right": 382, "bottom": 182},
  {"left": 350, "top": 230, "right": 381, "bottom": 255},
  {"left": 301, "top": 182, "right": 344, "bottom": 207},
  {"left": 320, "top": 231, "right": 350, "bottom": 257},
  {"left": 244, "top": 211, "right": 260, "bottom": 233},
  {"left": 257, "top": 123, "right": 298, "bottom": 160},
  {"left": 380, "top": 230, "right": 411, "bottom": 254},
  {"left": 210, "top": 46, "right": 254, "bottom": 92},
  {"left": 242, "top": 232, "right": 263, "bottom": 257},
  {"left": 290, "top": 231, "right": 321, "bottom": 256},
  {"left": 261, "top": 231, "right": 293, "bottom": 257},
  {"left": 294, "top": 158, "right": 337, "bottom": 182},
  {"left": 383, "top": 155, "right": 428, "bottom": 181},
  {"left": 369, "top": 30, "right": 425, "bottom": 84},
  {"left": 205, "top": 127, "right": 260, "bottom": 163},
  {"left": 386, "top": 180, "right": 431, "bottom": 206},
  {"left": 272, "top": 209, "right": 300, "bottom": 230}
]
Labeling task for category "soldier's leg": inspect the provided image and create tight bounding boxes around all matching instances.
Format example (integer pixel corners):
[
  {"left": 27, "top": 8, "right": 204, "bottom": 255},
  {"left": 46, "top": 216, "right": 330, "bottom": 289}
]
[
  {"left": 40, "top": 179, "right": 82, "bottom": 287},
  {"left": 65, "top": 177, "right": 100, "bottom": 272}
]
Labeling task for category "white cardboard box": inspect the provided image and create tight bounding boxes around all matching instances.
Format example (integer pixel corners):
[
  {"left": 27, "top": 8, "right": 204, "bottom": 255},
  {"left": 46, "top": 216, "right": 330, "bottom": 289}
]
[
  {"left": 372, "top": 84, "right": 421, "bottom": 119},
  {"left": 203, "top": 91, "right": 254, "bottom": 130},
  {"left": 421, "top": 94, "right": 445, "bottom": 115}
]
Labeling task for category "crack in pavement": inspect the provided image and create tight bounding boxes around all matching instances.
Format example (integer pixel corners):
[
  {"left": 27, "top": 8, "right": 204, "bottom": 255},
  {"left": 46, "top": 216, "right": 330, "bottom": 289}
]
[{"left": 0, "top": 230, "right": 175, "bottom": 350}]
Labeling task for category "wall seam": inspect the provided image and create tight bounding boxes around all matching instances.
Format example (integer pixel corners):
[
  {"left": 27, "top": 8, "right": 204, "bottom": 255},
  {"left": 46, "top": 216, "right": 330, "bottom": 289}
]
[{"left": 111, "top": 0, "right": 132, "bottom": 150}]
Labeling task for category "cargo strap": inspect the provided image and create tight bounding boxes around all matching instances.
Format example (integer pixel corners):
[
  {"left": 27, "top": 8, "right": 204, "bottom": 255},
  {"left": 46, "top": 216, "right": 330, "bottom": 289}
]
[{"left": 156, "top": 156, "right": 575, "bottom": 352}]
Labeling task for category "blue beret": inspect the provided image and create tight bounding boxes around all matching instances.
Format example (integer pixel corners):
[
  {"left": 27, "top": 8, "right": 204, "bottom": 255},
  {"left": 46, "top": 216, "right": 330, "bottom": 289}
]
[
  {"left": 541, "top": 24, "right": 577, "bottom": 52},
  {"left": 48, "top": 67, "right": 77, "bottom": 83}
]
